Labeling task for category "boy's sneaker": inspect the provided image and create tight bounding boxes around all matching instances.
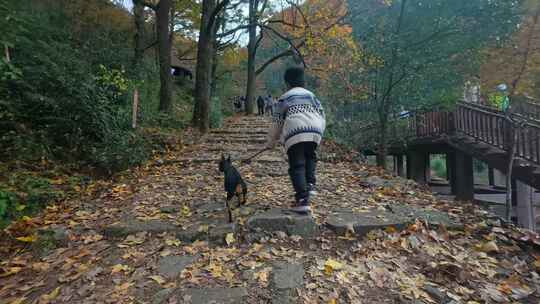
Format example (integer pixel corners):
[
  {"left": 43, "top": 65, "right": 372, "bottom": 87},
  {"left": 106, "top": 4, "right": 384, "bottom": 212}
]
[
  {"left": 308, "top": 184, "right": 318, "bottom": 197},
  {"left": 290, "top": 198, "right": 311, "bottom": 214}
]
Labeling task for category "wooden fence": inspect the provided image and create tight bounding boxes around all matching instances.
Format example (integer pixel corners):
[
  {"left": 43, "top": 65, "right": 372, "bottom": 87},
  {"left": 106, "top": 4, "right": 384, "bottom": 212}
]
[{"left": 359, "top": 101, "right": 540, "bottom": 167}]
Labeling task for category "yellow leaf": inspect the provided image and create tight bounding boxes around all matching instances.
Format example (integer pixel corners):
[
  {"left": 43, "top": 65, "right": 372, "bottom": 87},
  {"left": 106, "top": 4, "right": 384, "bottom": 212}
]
[
  {"left": 198, "top": 225, "right": 209, "bottom": 233},
  {"left": 165, "top": 238, "right": 181, "bottom": 247},
  {"left": 225, "top": 233, "right": 235, "bottom": 246},
  {"left": 21, "top": 216, "right": 32, "bottom": 222},
  {"left": 327, "top": 299, "right": 337, "bottom": 304},
  {"left": 111, "top": 264, "right": 131, "bottom": 274},
  {"left": 15, "top": 235, "right": 37, "bottom": 243},
  {"left": 160, "top": 249, "right": 172, "bottom": 257},
  {"left": 206, "top": 262, "right": 222, "bottom": 278},
  {"left": 534, "top": 256, "right": 540, "bottom": 269},
  {"left": 476, "top": 241, "right": 499, "bottom": 253},
  {"left": 324, "top": 259, "right": 343, "bottom": 275},
  {"left": 9, "top": 297, "right": 26, "bottom": 304},
  {"left": 253, "top": 267, "right": 272, "bottom": 284},
  {"left": 41, "top": 286, "right": 60, "bottom": 302},
  {"left": 15, "top": 204, "right": 26, "bottom": 211},
  {"left": 149, "top": 275, "right": 166, "bottom": 284},
  {"left": 385, "top": 226, "right": 397, "bottom": 233},
  {"left": 180, "top": 205, "right": 192, "bottom": 217},
  {"left": 0, "top": 266, "right": 23, "bottom": 278},
  {"left": 114, "top": 282, "right": 133, "bottom": 291}
]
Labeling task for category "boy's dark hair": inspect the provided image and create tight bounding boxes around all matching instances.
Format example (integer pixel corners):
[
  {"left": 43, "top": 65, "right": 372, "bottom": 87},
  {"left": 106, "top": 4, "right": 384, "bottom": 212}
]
[{"left": 284, "top": 67, "right": 305, "bottom": 88}]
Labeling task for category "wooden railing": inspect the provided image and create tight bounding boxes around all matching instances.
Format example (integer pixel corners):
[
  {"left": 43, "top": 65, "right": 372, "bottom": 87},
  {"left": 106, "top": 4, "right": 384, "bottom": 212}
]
[{"left": 359, "top": 101, "right": 540, "bottom": 167}]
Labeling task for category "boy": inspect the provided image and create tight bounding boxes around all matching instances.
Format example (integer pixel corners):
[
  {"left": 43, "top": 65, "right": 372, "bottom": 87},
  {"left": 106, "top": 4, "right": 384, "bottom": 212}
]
[{"left": 265, "top": 67, "right": 326, "bottom": 214}]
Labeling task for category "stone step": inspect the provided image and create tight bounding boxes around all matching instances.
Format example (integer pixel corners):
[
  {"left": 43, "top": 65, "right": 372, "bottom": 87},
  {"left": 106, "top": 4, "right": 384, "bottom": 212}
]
[
  {"left": 102, "top": 219, "right": 235, "bottom": 246},
  {"left": 246, "top": 209, "right": 318, "bottom": 238},
  {"left": 211, "top": 130, "right": 267, "bottom": 135},
  {"left": 325, "top": 204, "right": 462, "bottom": 236},
  {"left": 206, "top": 138, "right": 267, "bottom": 144}
]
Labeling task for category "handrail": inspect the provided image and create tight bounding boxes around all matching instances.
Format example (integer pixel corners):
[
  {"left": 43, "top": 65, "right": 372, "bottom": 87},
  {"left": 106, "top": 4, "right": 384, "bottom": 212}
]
[{"left": 356, "top": 101, "right": 540, "bottom": 166}]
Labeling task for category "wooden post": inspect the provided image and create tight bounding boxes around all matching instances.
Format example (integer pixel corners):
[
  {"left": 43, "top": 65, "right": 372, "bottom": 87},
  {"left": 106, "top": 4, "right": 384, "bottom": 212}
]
[
  {"left": 4, "top": 44, "right": 10, "bottom": 62},
  {"left": 454, "top": 150, "right": 474, "bottom": 201},
  {"left": 132, "top": 88, "right": 139, "bottom": 129}
]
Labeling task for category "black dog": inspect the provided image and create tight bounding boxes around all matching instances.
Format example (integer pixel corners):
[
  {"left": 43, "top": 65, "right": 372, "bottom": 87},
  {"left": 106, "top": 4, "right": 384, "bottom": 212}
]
[{"left": 218, "top": 154, "right": 247, "bottom": 222}]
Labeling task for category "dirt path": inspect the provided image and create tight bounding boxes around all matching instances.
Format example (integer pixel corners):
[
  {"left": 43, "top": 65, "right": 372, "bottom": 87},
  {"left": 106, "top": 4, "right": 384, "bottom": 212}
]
[{"left": 1, "top": 115, "right": 539, "bottom": 304}]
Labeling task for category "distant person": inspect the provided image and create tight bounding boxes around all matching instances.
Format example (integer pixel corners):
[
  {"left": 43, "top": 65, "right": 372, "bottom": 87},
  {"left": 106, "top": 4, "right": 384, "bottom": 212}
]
[
  {"left": 233, "top": 96, "right": 242, "bottom": 112},
  {"left": 264, "top": 67, "right": 326, "bottom": 214},
  {"left": 257, "top": 95, "right": 265, "bottom": 116},
  {"left": 240, "top": 96, "right": 246, "bottom": 111},
  {"left": 265, "top": 95, "right": 273, "bottom": 116}
]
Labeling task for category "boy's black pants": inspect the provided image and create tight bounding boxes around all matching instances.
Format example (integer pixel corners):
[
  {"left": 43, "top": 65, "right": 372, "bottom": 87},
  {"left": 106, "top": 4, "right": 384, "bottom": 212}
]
[
  {"left": 287, "top": 142, "right": 317, "bottom": 201},
  {"left": 257, "top": 103, "right": 264, "bottom": 115}
]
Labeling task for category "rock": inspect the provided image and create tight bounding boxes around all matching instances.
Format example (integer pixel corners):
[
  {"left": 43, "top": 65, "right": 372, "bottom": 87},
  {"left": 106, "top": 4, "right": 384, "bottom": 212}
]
[
  {"left": 246, "top": 209, "right": 318, "bottom": 238},
  {"left": 270, "top": 262, "right": 305, "bottom": 304},
  {"left": 182, "top": 287, "right": 248, "bottom": 304},
  {"left": 326, "top": 209, "right": 409, "bottom": 236},
  {"left": 33, "top": 226, "right": 70, "bottom": 256},
  {"left": 362, "top": 176, "right": 391, "bottom": 188},
  {"left": 102, "top": 220, "right": 180, "bottom": 238},
  {"left": 389, "top": 205, "right": 462, "bottom": 229},
  {"left": 423, "top": 286, "right": 450, "bottom": 303},
  {"left": 195, "top": 202, "right": 224, "bottom": 214},
  {"left": 157, "top": 255, "right": 197, "bottom": 279},
  {"left": 37, "top": 226, "right": 69, "bottom": 247},
  {"left": 152, "top": 288, "right": 174, "bottom": 304},
  {"left": 175, "top": 227, "right": 208, "bottom": 243},
  {"left": 208, "top": 223, "right": 236, "bottom": 246},
  {"left": 160, "top": 206, "right": 180, "bottom": 214},
  {"left": 271, "top": 262, "right": 304, "bottom": 290}
]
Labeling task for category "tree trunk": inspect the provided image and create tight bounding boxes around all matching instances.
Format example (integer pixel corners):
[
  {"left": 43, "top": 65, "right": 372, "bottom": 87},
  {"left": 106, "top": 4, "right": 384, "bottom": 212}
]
[
  {"left": 133, "top": 0, "right": 145, "bottom": 68},
  {"left": 505, "top": 125, "right": 517, "bottom": 223},
  {"left": 244, "top": 0, "right": 258, "bottom": 115},
  {"left": 376, "top": 123, "right": 388, "bottom": 168},
  {"left": 193, "top": 0, "right": 216, "bottom": 132},
  {"left": 157, "top": 0, "right": 173, "bottom": 112}
]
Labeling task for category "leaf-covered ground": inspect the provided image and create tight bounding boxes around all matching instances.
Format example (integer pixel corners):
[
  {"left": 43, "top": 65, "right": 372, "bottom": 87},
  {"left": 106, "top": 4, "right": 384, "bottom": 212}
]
[{"left": 1, "top": 116, "right": 539, "bottom": 304}]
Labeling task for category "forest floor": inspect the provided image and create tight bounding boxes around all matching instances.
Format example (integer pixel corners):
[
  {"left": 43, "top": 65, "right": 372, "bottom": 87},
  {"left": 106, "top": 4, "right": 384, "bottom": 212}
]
[{"left": 1, "top": 115, "right": 540, "bottom": 304}]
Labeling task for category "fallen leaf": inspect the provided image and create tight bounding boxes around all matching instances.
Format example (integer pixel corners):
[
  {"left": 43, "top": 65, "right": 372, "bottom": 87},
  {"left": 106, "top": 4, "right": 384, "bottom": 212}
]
[
  {"left": 165, "top": 238, "right": 181, "bottom": 247},
  {"left": 225, "top": 233, "right": 235, "bottom": 246},
  {"left": 0, "top": 267, "right": 23, "bottom": 277},
  {"left": 115, "top": 282, "right": 133, "bottom": 291},
  {"left": 16, "top": 235, "right": 37, "bottom": 243},
  {"left": 476, "top": 241, "right": 499, "bottom": 253},
  {"left": 40, "top": 286, "right": 60, "bottom": 303},
  {"left": 324, "top": 259, "right": 343, "bottom": 275},
  {"left": 111, "top": 264, "right": 131, "bottom": 274},
  {"left": 254, "top": 267, "right": 272, "bottom": 284},
  {"left": 149, "top": 275, "right": 166, "bottom": 284}
]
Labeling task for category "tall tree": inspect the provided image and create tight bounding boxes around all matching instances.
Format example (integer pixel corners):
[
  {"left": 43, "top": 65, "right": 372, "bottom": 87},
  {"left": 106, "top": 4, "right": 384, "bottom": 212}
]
[
  {"left": 132, "top": 0, "right": 146, "bottom": 68},
  {"left": 133, "top": 0, "right": 173, "bottom": 112},
  {"left": 244, "top": 0, "right": 259, "bottom": 114},
  {"left": 156, "top": 0, "right": 173, "bottom": 112},
  {"left": 347, "top": 0, "right": 523, "bottom": 167},
  {"left": 193, "top": 0, "right": 230, "bottom": 132}
]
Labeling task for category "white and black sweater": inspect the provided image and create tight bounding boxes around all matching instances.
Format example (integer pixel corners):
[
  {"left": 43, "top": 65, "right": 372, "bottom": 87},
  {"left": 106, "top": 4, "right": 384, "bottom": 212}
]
[{"left": 266, "top": 87, "right": 326, "bottom": 151}]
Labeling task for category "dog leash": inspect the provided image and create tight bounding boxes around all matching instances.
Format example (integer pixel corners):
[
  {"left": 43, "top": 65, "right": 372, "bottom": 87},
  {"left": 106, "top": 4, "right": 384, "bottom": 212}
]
[{"left": 241, "top": 148, "right": 270, "bottom": 165}]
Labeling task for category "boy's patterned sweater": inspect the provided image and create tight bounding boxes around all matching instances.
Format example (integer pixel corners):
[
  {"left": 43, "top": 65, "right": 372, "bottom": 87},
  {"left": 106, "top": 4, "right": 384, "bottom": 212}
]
[{"left": 266, "top": 87, "right": 326, "bottom": 151}]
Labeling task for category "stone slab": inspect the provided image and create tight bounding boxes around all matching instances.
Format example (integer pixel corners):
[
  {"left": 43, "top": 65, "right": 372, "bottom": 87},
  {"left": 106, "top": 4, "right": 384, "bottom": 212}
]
[
  {"left": 270, "top": 262, "right": 304, "bottom": 304},
  {"left": 326, "top": 209, "right": 409, "bottom": 236},
  {"left": 326, "top": 205, "right": 462, "bottom": 236},
  {"left": 157, "top": 255, "right": 197, "bottom": 279},
  {"left": 103, "top": 220, "right": 208, "bottom": 242},
  {"left": 208, "top": 223, "right": 236, "bottom": 246},
  {"left": 246, "top": 209, "right": 318, "bottom": 238},
  {"left": 388, "top": 204, "right": 462, "bottom": 229},
  {"left": 182, "top": 287, "right": 248, "bottom": 304},
  {"left": 102, "top": 220, "right": 180, "bottom": 238}
]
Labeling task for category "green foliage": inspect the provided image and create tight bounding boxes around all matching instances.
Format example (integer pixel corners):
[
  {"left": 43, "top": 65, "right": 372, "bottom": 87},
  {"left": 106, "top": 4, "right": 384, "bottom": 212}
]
[
  {"left": 430, "top": 156, "right": 447, "bottom": 179},
  {"left": 210, "top": 97, "right": 223, "bottom": 128}
]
